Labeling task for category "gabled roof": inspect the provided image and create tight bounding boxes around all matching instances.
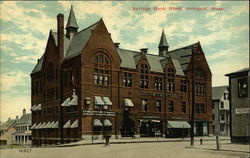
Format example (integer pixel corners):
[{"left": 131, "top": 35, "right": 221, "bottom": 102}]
[
  {"left": 166, "top": 43, "right": 198, "bottom": 71},
  {"left": 117, "top": 48, "right": 184, "bottom": 75},
  {"left": 212, "top": 86, "right": 228, "bottom": 100},
  {"left": 65, "top": 21, "right": 98, "bottom": 59},
  {"left": 66, "top": 5, "right": 79, "bottom": 29},
  {"left": 31, "top": 31, "right": 70, "bottom": 75},
  {"left": 0, "top": 119, "right": 16, "bottom": 131},
  {"left": 16, "top": 113, "right": 31, "bottom": 125}
]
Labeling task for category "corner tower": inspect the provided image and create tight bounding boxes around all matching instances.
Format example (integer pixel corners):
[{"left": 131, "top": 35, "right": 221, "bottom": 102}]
[
  {"left": 158, "top": 29, "right": 169, "bottom": 57},
  {"left": 66, "top": 5, "right": 79, "bottom": 40}
]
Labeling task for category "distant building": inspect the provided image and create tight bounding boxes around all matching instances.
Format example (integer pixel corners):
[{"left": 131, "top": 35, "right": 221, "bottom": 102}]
[
  {"left": 0, "top": 117, "right": 17, "bottom": 145},
  {"left": 212, "top": 86, "right": 230, "bottom": 136},
  {"left": 225, "top": 68, "right": 250, "bottom": 143},
  {"left": 13, "top": 109, "right": 32, "bottom": 145}
]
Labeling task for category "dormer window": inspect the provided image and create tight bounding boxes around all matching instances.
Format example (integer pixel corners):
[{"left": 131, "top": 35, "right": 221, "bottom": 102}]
[
  {"left": 140, "top": 64, "right": 149, "bottom": 89},
  {"left": 93, "top": 53, "right": 110, "bottom": 85},
  {"left": 167, "top": 68, "right": 175, "bottom": 91}
]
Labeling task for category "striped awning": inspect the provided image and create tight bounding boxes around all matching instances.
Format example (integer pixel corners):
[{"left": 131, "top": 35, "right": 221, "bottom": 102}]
[
  {"left": 94, "top": 96, "right": 105, "bottom": 105},
  {"left": 103, "top": 119, "right": 112, "bottom": 127},
  {"left": 62, "top": 98, "right": 71, "bottom": 106},
  {"left": 167, "top": 121, "right": 191, "bottom": 129},
  {"left": 43, "top": 122, "right": 51, "bottom": 129},
  {"left": 102, "top": 97, "right": 112, "bottom": 105},
  {"left": 39, "top": 122, "right": 46, "bottom": 129},
  {"left": 69, "top": 96, "right": 78, "bottom": 106},
  {"left": 125, "top": 98, "right": 134, "bottom": 107},
  {"left": 63, "top": 120, "right": 71, "bottom": 128},
  {"left": 70, "top": 119, "right": 78, "bottom": 128},
  {"left": 47, "top": 121, "right": 55, "bottom": 128},
  {"left": 30, "top": 123, "right": 37, "bottom": 129},
  {"left": 31, "top": 105, "right": 37, "bottom": 111},
  {"left": 34, "top": 104, "right": 41, "bottom": 111},
  {"left": 93, "top": 119, "right": 103, "bottom": 127},
  {"left": 52, "top": 121, "right": 59, "bottom": 128},
  {"left": 35, "top": 122, "right": 42, "bottom": 129}
]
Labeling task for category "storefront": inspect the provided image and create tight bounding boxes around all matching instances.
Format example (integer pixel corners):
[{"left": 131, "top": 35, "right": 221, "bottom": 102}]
[
  {"left": 194, "top": 121, "right": 208, "bottom": 136},
  {"left": 139, "top": 116, "right": 162, "bottom": 137},
  {"left": 166, "top": 121, "right": 191, "bottom": 138}
]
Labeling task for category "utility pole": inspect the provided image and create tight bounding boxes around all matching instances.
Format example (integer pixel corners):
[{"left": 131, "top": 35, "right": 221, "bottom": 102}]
[{"left": 190, "top": 48, "right": 195, "bottom": 146}]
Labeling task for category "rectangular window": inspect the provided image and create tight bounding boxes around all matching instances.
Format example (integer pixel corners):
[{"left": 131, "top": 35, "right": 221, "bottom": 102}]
[
  {"left": 196, "top": 103, "right": 200, "bottom": 113},
  {"left": 212, "top": 114, "right": 215, "bottom": 120},
  {"left": 180, "top": 80, "right": 188, "bottom": 92},
  {"left": 167, "top": 78, "right": 175, "bottom": 92},
  {"left": 238, "top": 78, "right": 248, "bottom": 98},
  {"left": 220, "top": 101, "right": 224, "bottom": 109},
  {"left": 123, "top": 72, "right": 132, "bottom": 87},
  {"left": 181, "top": 102, "right": 186, "bottom": 113},
  {"left": 168, "top": 100, "right": 174, "bottom": 112},
  {"left": 142, "top": 99, "right": 148, "bottom": 111},
  {"left": 221, "top": 114, "right": 225, "bottom": 121},
  {"left": 154, "top": 76, "right": 163, "bottom": 90},
  {"left": 195, "top": 82, "right": 205, "bottom": 95},
  {"left": 140, "top": 75, "right": 148, "bottom": 89},
  {"left": 156, "top": 100, "right": 161, "bottom": 112},
  {"left": 200, "top": 103, "right": 205, "bottom": 113},
  {"left": 220, "top": 124, "right": 224, "bottom": 132}
]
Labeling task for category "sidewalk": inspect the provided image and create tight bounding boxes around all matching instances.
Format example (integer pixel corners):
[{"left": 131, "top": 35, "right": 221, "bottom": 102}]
[
  {"left": 53, "top": 136, "right": 230, "bottom": 148},
  {"left": 186, "top": 140, "right": 250, "bottom": 154}
]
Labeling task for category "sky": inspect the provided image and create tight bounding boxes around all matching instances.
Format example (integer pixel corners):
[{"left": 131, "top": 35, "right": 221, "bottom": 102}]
[{"left": 0, "top": 1, "right": 249, "bottom": 122}]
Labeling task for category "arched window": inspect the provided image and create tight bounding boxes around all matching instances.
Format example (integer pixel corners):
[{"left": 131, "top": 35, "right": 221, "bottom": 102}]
[
  {"left": 93, "top": 53, "right": 111, "bottom": 85},
  {"left": 140, "top": 64, "right": 149, "bottom": 88},
  {"left": 46, "top": 62, "right": 54, "bottom": 83},
  {"left": 167, "top": 68, "right": 175, "bottom": 91}
]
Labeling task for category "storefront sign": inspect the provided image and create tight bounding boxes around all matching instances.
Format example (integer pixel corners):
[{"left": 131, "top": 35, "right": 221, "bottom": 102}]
[
  {"left": 82, "top": 111, "right": 116, "bottom": 116},
  {"left": 141, "top": 92, "right": 177, "bottom": 98},
  {"left": 235, "top": 108, "right": 250, "bottom": 114},
  {"left": 142, "top": 116, "right": 160, "bottom": 119}
]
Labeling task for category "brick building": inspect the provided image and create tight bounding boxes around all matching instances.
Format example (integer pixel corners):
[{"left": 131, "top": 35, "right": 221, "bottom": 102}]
[{"left": 30, "top": 6, "right": 212, "bottom": 146}]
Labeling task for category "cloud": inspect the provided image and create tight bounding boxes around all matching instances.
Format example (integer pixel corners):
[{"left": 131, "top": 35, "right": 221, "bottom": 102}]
[
  {"left": 0, "top": 94, "right": 31, "bottom": 122},
  {"left": 0, "top": 70, "right": 30, "bottom": 92},
  {"left": 0, "top": 1, "right": 56, "bottom": 37}
]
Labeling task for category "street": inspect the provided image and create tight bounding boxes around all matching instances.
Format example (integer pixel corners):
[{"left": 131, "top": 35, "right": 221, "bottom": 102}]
[{"left": 1, "top": 140, "right": 249, "bottom": 158}]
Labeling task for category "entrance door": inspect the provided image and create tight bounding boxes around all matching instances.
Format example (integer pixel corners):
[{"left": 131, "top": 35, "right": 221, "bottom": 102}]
[
  {"left": 121, "top": 110, "right": 135, "bottom": 137},
  {"left": 196, "top": 122, "right": 203, "bottom": 136}
]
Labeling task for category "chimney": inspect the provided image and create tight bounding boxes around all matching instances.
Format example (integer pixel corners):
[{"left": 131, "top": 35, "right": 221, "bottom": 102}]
[
  {"left": 16, "top": 116, "right": 19, "bottom": 120},
  {"left": 114, "top": 43, "right": 120, "bottom": 48},
  {"left": 23, "top": 108, "right": 26, "bottom": 115},
  {"left": 140, "top": 48, "right": 148, "bottom": 54},
  {"left": 57, "top": 13, "right": 64, "bottom": 63},
  {"left": 8, "top": 117, "right": 11, "bottom": 121}
]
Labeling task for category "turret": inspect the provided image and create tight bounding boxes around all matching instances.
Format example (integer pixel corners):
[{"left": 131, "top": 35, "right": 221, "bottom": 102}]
[
  {"left": 158, "top": 29, "right": 169, "bottom": 57},
  {"left": 66, "top": 5, "right": 79, "bottom": 40}
]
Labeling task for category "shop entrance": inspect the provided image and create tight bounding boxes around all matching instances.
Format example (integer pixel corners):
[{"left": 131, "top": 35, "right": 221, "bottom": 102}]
[
  {"left": 140, "top": 120, "right": 161, "bottom": 137},
  {"left": 121, "top": 110, "right": 135, "bottom": 137}
]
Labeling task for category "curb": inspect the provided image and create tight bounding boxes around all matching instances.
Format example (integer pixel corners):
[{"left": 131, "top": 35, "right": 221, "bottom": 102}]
[
  {"left": 185, "top": 146, "right": 250, "bottom": 154},
  {"left": 54, "top": 138, "right": 230, "bottom": 148}
]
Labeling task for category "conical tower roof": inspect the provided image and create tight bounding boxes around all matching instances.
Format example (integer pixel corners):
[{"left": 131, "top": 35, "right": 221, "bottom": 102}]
[
  {"left": 66, "top": 5, "right": 79, "bottom": 29},
  {"left": 158, "top": 30, "right": 169, "bottom": 48}
]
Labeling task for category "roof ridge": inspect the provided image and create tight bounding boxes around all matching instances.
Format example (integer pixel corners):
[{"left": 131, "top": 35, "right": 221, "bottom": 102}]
[
  {"left": 76, "top": 20, "right": 100, "bottom": 35},
  {"left": 168, "top": 42, "right": 198, "bottom": 53}
]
